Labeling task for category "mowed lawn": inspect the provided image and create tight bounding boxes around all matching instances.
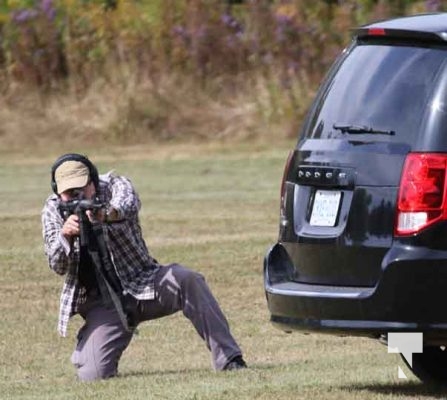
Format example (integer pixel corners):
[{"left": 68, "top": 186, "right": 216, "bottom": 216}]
[{"left": 0, "top": 143, "right": 443, "bottom": 399}]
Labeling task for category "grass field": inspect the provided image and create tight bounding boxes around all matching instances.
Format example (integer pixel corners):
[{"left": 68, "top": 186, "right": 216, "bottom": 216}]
[{"left": 1, "top": 142, "right": 445, "bottom": 399}]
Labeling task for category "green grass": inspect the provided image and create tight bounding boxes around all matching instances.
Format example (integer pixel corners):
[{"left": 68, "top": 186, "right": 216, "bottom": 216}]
[{"left": 1, "top": 143, "right": 444, "bottom": 399}]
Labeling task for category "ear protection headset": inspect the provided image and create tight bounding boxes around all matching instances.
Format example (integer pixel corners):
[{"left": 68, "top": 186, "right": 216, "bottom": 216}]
[{"left": 50, "top": 153, "right": 99, "bottom": 195}]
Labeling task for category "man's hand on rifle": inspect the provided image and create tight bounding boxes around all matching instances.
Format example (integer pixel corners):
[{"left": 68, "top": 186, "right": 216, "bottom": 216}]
[
  {"left": 61, "top": 207, "right": 108, "bottom": 238},
  {"left": 86, "top": 208, "right": 106, "bottom": 224},
  {"left": 62, "top": 214, "right": 80, "bottom": 239},
  {"left": 61, "top": 207, "right": 119, "bottom": 240},
  {"left": 85, "top": 207, "right": 120, "bottom": 223}
]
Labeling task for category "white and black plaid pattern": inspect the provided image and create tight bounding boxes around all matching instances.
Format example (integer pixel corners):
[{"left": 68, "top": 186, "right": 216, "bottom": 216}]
[{"left": 42, "top": 172, "right": 158, "bottom": 337}]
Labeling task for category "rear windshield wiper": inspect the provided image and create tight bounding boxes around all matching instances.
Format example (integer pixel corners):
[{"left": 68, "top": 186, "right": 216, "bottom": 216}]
[{"left": 333, "top": 123, "right": 395, "bottom": 136}]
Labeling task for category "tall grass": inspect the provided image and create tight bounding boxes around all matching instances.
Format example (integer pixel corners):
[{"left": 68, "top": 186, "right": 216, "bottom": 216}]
[{"left": 0, "top": 0, "right": 444, "bottom": 150}]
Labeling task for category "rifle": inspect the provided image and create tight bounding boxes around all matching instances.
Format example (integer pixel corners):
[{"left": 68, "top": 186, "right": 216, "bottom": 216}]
[
  {"left": 59, "top": 199, "right": 104, "bottom": 247},
  {"left": 59, "top": 198, "right": 137, "bottom": 332}
]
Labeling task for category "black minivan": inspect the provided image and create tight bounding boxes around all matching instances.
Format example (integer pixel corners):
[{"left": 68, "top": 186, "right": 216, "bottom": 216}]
[{"left": 264, "top": 13, "right": 447, "bottom": 384}]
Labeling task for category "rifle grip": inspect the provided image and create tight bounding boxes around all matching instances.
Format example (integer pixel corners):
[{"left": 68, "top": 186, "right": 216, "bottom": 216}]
[{"left": 78, "top": 211, "right": 89, "bottom": 247}]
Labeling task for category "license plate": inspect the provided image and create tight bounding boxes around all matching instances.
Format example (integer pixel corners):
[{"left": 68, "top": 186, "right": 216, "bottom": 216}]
[{"left": 309, "top": 190, "right": 341, "bottom": 227}]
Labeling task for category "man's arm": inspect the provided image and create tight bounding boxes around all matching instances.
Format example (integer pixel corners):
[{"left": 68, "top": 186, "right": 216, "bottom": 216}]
[
  {"left": 106, "top": 174, "right": 141, "bottom": 221},
  {"left": 41, "top": 196, "right": 77, "bottom": 275}
]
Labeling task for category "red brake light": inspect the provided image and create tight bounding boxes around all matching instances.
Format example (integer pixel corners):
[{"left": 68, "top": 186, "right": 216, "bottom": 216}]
[
  {"left": 396, "top": 153, "right": 447, "bottom": 235},
  {"left": 368, "top": 28, "right": 386, "bottom": 36}
]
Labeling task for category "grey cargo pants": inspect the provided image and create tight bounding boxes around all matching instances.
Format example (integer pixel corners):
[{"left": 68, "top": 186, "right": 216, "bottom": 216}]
[{"left": 71, "top": 263, "right": 243, "bottom": 381}]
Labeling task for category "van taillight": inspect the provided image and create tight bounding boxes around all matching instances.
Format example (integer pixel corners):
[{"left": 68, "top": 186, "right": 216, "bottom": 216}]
[
  {"left": 396, "top": 153, "right": 447, "bottom": 236},
  {"left": 280, "top": 151, "right": 293, "bottom": 215}
]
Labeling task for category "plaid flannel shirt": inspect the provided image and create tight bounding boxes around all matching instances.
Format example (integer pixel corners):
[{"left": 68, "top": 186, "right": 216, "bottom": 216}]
[{"left": 42, "top": 172, "right": 159, "bottom": 337}]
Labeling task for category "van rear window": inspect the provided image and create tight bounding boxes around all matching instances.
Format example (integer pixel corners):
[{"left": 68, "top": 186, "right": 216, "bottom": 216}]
[{"left": 305, "top": 44, "right": 447, "bottom": 144}]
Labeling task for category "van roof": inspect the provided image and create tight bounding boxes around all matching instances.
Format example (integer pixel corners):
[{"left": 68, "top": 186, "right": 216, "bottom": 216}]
[{"left": 354, "top": 13, "right": 447, "bottom": 42}]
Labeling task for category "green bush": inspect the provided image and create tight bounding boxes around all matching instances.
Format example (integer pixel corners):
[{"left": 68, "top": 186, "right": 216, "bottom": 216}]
[
  {"left": 2, "top": 0, "right": 443, "bottom": 89},
  {"left": 0, "top": 0, "right": 444, "bottom": 145}
]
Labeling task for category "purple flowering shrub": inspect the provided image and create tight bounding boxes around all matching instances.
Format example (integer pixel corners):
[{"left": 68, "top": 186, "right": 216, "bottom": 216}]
[
  {"left": 0, "top": 0, "right": 444, "bottom": 94},
  {"left": 4, "top": 0, "right": 64, "bottom": 88}
]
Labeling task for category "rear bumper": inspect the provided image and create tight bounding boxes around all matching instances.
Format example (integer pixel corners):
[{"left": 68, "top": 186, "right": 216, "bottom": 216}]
[{"left": 264, "top": 243, "right": 447, "bottom": 343}]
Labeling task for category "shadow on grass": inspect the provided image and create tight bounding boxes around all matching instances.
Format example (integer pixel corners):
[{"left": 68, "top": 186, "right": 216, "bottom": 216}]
[
  {"left": 118, "top": 366, "right": 211, "bottom": 379},
  {"left": 118, "top": 363, "right": 259, "bottom": 380},
  {"left": 345, "top": 382, "right": 447, "bottom": 398}
]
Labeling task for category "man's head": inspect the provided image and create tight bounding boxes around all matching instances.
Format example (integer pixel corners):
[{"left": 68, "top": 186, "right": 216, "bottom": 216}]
[{"left": 51, "top": 153, "right": 99, "bottom": 198}]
